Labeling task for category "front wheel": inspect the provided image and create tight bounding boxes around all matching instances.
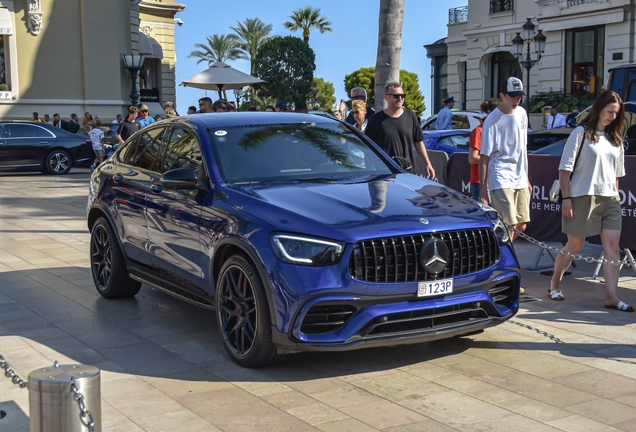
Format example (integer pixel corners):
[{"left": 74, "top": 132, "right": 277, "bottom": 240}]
[
  {"left": 44, "top": 149, "right": 72, "bottom": 175},
  {"left": 90, "top": 217, "right": 141, "bottom": 298},
  {"left": 216, "top": 254, "right": 280, "bottom": 367}
]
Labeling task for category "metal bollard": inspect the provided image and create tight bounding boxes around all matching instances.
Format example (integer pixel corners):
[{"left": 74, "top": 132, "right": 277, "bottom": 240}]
[{"left": 28, "top": 361, "right": 101, "bottom": 432}]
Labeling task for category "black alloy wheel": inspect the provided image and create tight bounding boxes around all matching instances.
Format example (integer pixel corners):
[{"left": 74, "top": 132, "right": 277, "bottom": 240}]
[
  {"left": 216, "top": 254, "right": 279, "bottom": 367},
  {"left": 90, "top": 217, "right": 141, "bottom": 298},
  {"left": 44, "top": 150, "right": 72, "bottom": 175}
]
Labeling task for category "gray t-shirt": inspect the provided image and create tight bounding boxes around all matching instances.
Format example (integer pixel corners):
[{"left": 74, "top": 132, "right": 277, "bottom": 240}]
[{"left": 559, "top": 126, "right": 625, "bottom": 197}]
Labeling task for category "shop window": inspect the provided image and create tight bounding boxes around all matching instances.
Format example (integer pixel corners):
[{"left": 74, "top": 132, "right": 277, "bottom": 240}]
[
  {"left": 490, "top": 52, "right": 521, "bottom": 99},
  {"left": 565, "top": 26, "right": 604, "bottom": 98}
]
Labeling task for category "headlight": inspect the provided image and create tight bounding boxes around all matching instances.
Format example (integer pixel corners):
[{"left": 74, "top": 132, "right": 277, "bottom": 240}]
[
  {"left": 270, "top": 234, "right": 345, "bottom": 266},
  {"left": 493, "top": 217, "right": 510, "bottom": 246}
]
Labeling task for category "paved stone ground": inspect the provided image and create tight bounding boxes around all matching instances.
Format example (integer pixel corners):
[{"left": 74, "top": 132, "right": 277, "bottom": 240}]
[{"left": 1, "top": 170, "right": 635, "bottom": 432}]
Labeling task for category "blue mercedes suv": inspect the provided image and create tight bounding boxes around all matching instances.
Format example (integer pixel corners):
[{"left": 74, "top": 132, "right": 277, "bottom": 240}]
[{"left": 87, "top": 112, "right": 520, "bottom": 367}]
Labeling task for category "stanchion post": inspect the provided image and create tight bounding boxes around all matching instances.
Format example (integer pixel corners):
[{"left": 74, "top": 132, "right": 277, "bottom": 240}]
[{"left": 28, "top": 361, "right": 101, "bottom": 432}]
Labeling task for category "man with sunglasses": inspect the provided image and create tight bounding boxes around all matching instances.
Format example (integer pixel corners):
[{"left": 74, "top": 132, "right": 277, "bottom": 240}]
[
  {"left": 213, "top": 99, "right": 228, "bottom": 112},
  {"left": 198, "top": 97, "right": 213, "bottom": 113},
  {"left": 365, "top": 82, "right": 435, "bottom": 179},
  {"left": 138, "top": 104, "right": 155, "bottom": 128}
]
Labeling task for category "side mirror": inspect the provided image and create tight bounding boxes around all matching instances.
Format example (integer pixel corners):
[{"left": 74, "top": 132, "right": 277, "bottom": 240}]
[
  {"left": 393, "top": 155, "right": 412, "bottom": 172},
  {"left": 161, "top": 167, "right": 205, "bottom": 189}
]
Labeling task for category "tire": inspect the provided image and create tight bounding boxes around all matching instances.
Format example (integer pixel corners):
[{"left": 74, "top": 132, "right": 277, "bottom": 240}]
[
  {"left": 90, "top": 217, "right": 141, "bottom": 298},
  {"left": 44, "top": 149, "right": 72, "bottom": 175},
  {"left": 216, "top": 254, "right": 280, "bottom": 367}
]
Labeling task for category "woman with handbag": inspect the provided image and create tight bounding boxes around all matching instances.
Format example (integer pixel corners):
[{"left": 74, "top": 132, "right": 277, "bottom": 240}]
[{"left": 548, "top": 90, "right": 632, "bottom": 311}]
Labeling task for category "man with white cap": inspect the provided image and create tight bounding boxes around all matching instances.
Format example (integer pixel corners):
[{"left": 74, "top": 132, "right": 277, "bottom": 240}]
[
  {"left": 479, "top": 77, "right": 531, "bottom": 294},
  {"left": 435, "top": 96, "right": 455, "bottom": 130}
]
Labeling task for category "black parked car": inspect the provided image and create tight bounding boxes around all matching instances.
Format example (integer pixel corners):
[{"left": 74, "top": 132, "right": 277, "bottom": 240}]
[{"left": 0, "top": 121, "right": 94, "bottom": 174}]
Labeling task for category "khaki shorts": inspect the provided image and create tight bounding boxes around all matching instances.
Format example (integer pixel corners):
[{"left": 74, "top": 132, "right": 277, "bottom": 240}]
[
  {"left": 562, "top": 195, "right": 621, "bottom": 238},
  {"left": 490, "top": 188, "right": 530, "bottom": 225}
]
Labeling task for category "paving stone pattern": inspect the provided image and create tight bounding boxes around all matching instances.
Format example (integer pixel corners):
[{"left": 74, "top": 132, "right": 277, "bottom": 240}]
[{"left": 1, "top": 170, "right": 635, "bottom": 431}]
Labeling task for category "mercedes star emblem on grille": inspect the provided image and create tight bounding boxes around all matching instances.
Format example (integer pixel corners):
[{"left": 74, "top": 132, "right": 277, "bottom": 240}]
[{"left": 420, "top": 237, "right": 450, "bottom": 275}]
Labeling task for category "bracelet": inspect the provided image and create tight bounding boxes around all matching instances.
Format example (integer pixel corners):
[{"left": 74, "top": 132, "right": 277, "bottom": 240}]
[{"left": 561, "top": 197, "right": 571, "bottom": 200}]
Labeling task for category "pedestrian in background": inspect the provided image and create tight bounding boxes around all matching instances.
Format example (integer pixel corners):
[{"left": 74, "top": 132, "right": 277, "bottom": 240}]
[
  {"left": 264, "top": 105, "right": 275, "bottom": 112},
  {"left": 275, "top": 101, "right": 287, "bottom": 112},
  {"left": 43, "top": 114, "right": 52, "bottom": 125},
  {"left": 138, "top": 104, "right": 155, "bottom": 128},
  {"left": 547, "top": 106, "right": 566, "bottom": 129},
  {"left": 365, "top": 81, "right": 435, "bottom": 179},
  {"left": 116, "top": 106, "right": 140, "bottom": 144},
  {"left": 198, "top": 97, "right": 213, "bottom": 113},
  {"left": 187, "top": 105, "right": 197, "bottom": 114},
  {"left": 165, "top": 108, "right": 177, "bottom": 118},
  {"left": 83, "top": 112, "right": 93, "bottom": 126},
  {"left": 345, "top": 87, "right": 374, "bottom": 125},
  {"left": 227, "top": 101, "right": 237, "bottom": 112},
  {"left": 479, "top": 77, "right": 530, "bottom": 295},
  {"left": 90, "top": 118, "right": 105, "bottom": 170},
  {"left": 549, "top": 90, "right": 630, "bottom": 311},
  {"left": 435, "top": 96, "right": 454, "bottom": 130},
  {"left": 469, "top": 98, "right": 501, "bottom": 201},
  {"left": 213, "top": 100, "right": 228, "bottom": 112},
  {"left": 52, "top": 113, "right": 68, "bottom": 130},
  {"left": 294, "top": 101, "right": 308, "bottom": 113},
  {"left": 163, "top": 101, "right": 179, "bottom": 116},
  {"left": 111, "top": 114, "right": 123, "bottom": 134},
  {"left": 566, "top": 107, "right": 580, "bottom": 127},
  {"left": 32, "top": 112, "right": 42, "bottom": 122},
  {"left": 67, "top": 114, "right": 81, "bottom": 133},
  {"left": 351, "top": 100, "right": 368, "bottom": 132}
]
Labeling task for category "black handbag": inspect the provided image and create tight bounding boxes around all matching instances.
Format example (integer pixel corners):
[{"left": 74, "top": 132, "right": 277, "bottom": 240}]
[{"left": 549, "top": 131, "right": 585, "bottom": 203}]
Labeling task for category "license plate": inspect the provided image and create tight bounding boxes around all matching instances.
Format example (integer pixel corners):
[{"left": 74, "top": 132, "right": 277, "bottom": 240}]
[{"left": 418, "top": 278, "right": 453, "bottom": 297}]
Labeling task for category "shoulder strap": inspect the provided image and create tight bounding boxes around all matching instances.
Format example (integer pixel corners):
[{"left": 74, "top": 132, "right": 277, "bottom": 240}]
[{"left": 570, "top": 129, "right": 585, "bottom": 179}]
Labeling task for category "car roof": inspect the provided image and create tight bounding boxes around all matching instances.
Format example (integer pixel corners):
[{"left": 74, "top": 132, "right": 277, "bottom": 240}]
[{"left": 156, "top": 112, "right": 338, "bottom": 130}]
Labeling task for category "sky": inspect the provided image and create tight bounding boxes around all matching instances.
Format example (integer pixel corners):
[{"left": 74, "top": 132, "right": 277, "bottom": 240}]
[{"left": 173, "top": 0, "right": 467, "bottom": 117}]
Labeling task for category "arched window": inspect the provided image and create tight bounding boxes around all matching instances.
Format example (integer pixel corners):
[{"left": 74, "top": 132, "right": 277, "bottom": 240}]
[{"left": 490, "top": 52, "right": 521, "bottom": 98}]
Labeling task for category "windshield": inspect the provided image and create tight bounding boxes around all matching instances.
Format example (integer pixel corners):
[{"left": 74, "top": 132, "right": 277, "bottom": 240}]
[{"left": 209, "top": 122, "right": 394, "bottom": 183}]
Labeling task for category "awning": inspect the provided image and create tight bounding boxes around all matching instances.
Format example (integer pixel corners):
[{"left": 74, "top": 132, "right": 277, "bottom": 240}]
[
  {"left": 146, "top": 37, "right": 163, "bottom": 59},
  {"left": 0, "top": 8, "right": 13, "bottom": 35},
  {"left": 538, "top": 7, "right": 625, "bottom": 32},
  {"left": 138, "top": 33, "right": 153, "bottom": 56}
]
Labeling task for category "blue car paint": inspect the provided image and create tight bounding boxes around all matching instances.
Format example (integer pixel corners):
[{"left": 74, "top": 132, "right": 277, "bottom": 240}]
[{"left": 88, "top": 113, "right": 520, "bottom": 358}]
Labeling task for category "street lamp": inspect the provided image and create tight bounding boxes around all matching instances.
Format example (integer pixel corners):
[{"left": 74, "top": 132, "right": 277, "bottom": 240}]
[
  {"left": 121, "top": 53, "right": 146, "bottom": 107},
  {"left": 512, "top": 18, "right": 546, "bottom": 111},
  {"left": 233, "top": 87, "right": 244, "bottom": 110}
]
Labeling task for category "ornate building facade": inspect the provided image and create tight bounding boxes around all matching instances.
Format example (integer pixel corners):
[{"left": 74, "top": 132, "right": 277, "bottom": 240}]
[
  {"left": 426, "top": 0, "right": 635, "bottom": 114},
  {"left": 0, "top": 0, "right": 184, "bottom": 121}
]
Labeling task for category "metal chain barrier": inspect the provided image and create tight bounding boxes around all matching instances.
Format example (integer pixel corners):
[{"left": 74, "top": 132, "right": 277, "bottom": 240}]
[
  {"left": 505, "top": 223, "right": 636, "bottom": 266},
  {"left": 71, "top": 377, "right": 96, "bottom": 432},
  {"left": 0, "top": 353, "right": 28, "bottom": 389}
]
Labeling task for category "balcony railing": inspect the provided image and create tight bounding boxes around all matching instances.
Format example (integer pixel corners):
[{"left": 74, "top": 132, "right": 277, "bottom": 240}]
[
  {"left": 562, "top": 0, "right": 609, "bottom": 7},
  {"left": 490, "top": 0, "right": 513, "bottom": 14},
  {"left": 449, "top": 6, "right": 468, "bottom": 24}
]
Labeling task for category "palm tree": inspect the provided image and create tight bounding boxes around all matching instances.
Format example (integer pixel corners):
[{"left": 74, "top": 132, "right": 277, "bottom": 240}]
[
  {"left": 374, "top": 0, "right": 404, "bottom": 112},
  {"left": 283, "top": 6, "right": 332, "bottom": 44},
  {"left": 230, "top": 18, "right": 272, "bottom": 76},
  {"left": 188, "top": 34, "right": 246, "bottom": 65}
]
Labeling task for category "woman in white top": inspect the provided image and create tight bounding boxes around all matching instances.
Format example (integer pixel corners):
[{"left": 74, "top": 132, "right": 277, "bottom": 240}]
[{"left": 549, "top": 90, "right": 631, "bottom": 311}]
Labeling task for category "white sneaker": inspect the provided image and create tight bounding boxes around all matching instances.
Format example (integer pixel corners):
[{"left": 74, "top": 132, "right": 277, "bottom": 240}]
[{"left": 90, "top": 164, "right": 96, "bottom": 171}]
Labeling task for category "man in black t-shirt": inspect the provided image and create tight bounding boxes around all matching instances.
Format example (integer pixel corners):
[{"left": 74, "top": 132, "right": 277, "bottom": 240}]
[
  {"left": 365, "top": 82, "right": 435, "bottom": 179},
  {"left": 116, "top": 106, "right": 141, "bottom": 144}
]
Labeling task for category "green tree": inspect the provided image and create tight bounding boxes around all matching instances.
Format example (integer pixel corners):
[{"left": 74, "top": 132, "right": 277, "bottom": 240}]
[
  {"left": 283, "top": 6, "right": 332, "bottom": 44},
  {"left": 230, "top": 18, "right": 273, "bottom": 76},
  {"left": 188, "top": 34, "right": 246, "bottom": 65},
  {"left": 344, "top": 67, "right": 426, "bottom": 116},
  {"left": 374, "top": 0, "right": 404, "bottom": 111},
  {"left": 308, "top": 77, "right": 335, "bottom": 111},
  {"left": 253, "top": 36, "right": 316, "bottom": 104}
]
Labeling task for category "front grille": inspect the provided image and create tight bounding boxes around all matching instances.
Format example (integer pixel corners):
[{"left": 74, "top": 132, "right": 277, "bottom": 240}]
[
  {"left": 357, "top": 301, "right": 498, "bottom": 336},
  {"left": 349, "top": 229, "right": 499, "bottom": 283},
  {"left": 301, "top": 304, "right": 357, "bottom": 334}
]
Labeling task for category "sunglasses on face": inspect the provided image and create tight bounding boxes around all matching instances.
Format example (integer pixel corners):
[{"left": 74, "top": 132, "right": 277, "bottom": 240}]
[
  {"left": 353, "top": 110, "right": 365, "bottom": 114},
  {"left": 386, "top": 93, "right": 406, "bottom": 99},
  {"left": 142, "top": 110, "right": 148, "bottom": 113},
  {"left": 351, "top": 95, "right": 366, "bottom": 100}
]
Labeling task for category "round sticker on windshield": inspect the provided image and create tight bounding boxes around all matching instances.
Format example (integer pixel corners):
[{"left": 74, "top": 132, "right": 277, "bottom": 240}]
[{"left": 215, "top": 130, "right": 227, "bottom": 136}]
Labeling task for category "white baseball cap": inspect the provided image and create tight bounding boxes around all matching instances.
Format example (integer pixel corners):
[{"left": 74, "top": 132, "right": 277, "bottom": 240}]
[{"left": 506, "top": 77, "right": 525, "bottom": 96}]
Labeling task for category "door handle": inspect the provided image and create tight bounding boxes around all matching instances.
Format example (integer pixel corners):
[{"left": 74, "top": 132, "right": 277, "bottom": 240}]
[
  {"left": 150, "top": 184, "right": 163, "bottom": 193},
  {"left": 39, "top": 142, "right": 48, "bottom": 145},
  {"left": 112, "top": 174, "right": 123, "bottom": 182}
]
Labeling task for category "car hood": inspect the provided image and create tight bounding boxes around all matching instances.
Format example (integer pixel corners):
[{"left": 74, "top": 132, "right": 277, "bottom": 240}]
[{"left": 222, "top": 174, "right": 493, "bottom": 242}]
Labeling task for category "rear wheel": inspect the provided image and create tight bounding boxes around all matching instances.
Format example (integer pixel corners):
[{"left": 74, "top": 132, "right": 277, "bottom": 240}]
[
  {"left": 44, "top": 149, "right": 72, "bottom": 175},
  {"left": 216, "top": 254, "right": 280, "bottom": 367},
  {"left": 90, "top": 217, "right": 141, "bottom": 298}
]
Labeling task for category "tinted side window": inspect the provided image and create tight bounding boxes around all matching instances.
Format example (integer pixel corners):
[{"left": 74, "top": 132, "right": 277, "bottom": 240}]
[
  {"left": 626, "top": 69, "right": 636, "bottom": 102},
  {"left": 129, "top": 127, "right": 167, "bottom": 172},
  {"left": 8, "top": 124, "right": 39, "bottom": 138},
  {"left": 118, "top": 137, "right": 140, "bottom": 164},
  {"left": 162, "top": 128, "right": 203, "bottom": 174},
  {"left": 452, "top": 115, "right": 470, "bottom": 129}
]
